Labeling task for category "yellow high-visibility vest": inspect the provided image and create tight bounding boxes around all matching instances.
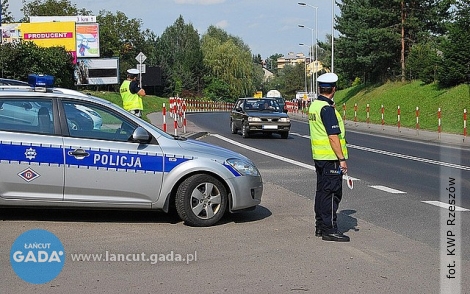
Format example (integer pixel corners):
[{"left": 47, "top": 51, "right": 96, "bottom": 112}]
[
  {"left": 120, "top": 80, "right": 143, "bottom": 111},
  {"left": 308, "top": 100, "right": 348, "bottom": 160}
]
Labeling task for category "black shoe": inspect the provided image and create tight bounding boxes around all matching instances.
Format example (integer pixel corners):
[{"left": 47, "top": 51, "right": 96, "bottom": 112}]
[
  {"left": 315, "top": 228, "right": 323, "bottom": 237},
  {"left": 322, "top": 232, "right": 350, "bottom": 242}
]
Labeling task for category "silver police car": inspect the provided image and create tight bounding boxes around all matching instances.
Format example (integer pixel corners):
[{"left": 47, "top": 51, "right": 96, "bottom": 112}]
[{"left": 0, "top": 75, "right": 263, "bottom": 226}]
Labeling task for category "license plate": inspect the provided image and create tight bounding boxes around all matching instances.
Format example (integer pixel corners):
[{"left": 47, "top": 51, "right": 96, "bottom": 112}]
[{"left": 263, "top": 125, "right": 278, "bottom": 130}]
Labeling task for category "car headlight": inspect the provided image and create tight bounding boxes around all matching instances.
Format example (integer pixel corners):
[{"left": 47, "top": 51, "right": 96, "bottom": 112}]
[
  {"left": 248, "top": 117, "right": 261, "bottom": 122},
  {"left": 226, "top": 158, "right": 260, "bottom": 176},
  {"left": 279, "top": 117, "right": 290, "bottom": 122}
]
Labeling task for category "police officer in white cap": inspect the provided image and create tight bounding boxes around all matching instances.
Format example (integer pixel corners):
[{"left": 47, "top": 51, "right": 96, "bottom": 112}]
[
  {"left": 308, "top": 72, "right": 350, "bottom": 242},
  {"left": 120, "top": 68, "right": 146, "bottom": 117}
]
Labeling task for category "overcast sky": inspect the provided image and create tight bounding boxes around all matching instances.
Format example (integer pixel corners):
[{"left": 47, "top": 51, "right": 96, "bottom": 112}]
[{"left": 6, "top": 0, "right": 339, "bottom": 59}]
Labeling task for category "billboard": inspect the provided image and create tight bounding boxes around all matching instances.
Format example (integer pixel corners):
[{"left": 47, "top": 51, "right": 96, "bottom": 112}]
[
  {"left": 20, "top": 22, "right": 76, "bottom": 61},
  {"left": 75, "top": 58, "right": 119, "bottom": 85},
  {"left": 0, "top": 23, "right": 21, "bottom": 43},
  {"left": 76, "top": 23, "right": 100, "bottom": 57},
  {"left": 30, "top": 15, "right": 97, "bottom": 23}
]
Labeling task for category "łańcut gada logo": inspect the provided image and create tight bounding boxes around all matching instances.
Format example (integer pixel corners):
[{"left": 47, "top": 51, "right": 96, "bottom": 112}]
[{"left": 10, "top": 229, "right": 65, "bottom": 284}]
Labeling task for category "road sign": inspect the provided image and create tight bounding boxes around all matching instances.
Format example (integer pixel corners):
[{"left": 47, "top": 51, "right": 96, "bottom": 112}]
[
  {"left": 135, "top": 52, "right": 146, "bottom": 63},
  {"left": 137, "top": 64, "right": 146, "bottom": 74}
]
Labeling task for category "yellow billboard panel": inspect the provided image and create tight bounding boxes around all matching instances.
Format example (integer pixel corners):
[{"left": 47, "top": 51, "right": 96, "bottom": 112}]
[{"left": 20, "top": 22, "right": 76, "bottom": 52}]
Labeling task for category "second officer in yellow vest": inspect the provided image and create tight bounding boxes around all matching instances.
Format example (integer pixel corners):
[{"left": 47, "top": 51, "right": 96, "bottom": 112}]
[
  {"left": 120, "top": 68, "right": 146, "bottom": 117},
  {"left": 308, "top": 73, "right": 350, "bottom": 242}
]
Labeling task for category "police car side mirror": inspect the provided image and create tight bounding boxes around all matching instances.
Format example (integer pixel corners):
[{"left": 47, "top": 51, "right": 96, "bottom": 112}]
[{"left": 131, "top": 127, "right": 150, "bottom": 143}]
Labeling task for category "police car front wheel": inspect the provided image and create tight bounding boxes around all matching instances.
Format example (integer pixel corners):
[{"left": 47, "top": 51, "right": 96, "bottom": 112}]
[{"left": 175, "top": 174, "right": 228, "bottom": 227}]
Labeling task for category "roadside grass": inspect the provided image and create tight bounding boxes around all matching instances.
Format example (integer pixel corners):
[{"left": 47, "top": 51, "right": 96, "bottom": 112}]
[
  {"left": 85, "top": 91, "right": 168, "bottom": 122},
  {"left": 335, "top": 81, "right": 470, "bottom": 135}
]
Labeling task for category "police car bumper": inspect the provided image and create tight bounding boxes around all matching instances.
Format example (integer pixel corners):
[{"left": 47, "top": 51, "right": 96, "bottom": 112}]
[{"left": 228, "top": 175, "right": 263, "bottom": 212}]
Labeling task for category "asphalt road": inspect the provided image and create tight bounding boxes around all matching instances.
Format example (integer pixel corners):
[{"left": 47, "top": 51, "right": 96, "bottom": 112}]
[
  {"left": 185, "top": 112, "right": 470, "bottom": 255},
  {"left": 1, "top": 111, "right": 469, "bottom": 293}
]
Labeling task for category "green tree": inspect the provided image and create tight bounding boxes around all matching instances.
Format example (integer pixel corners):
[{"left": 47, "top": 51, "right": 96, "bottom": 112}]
[
  {"left": 406, "top": 39, "right": 441, "bottom": 83},
  {"left": 278, "top": 64, "right": 305, "bottom": 99},
  {"left": 201, "top": 25, "right": 255, "bottom": 101},
  {"left": 97, "top": 10, "right": 156, "bottom": 85},
  {"left": 0, "top": 41, "right": 74, "bottom": 87},
  {"left": 155, "top": 16, "right": 204, "bottom": 97},
  {"left": 1, "top": 0, "right": 14, "bottom": 23},
  {"left": 265, "top": 53, "right": 283, "bottom": 75},
  {"left": 335, "top": 0, "right": 401, "bottom": 85},
  {"left": 20, "top": 0, "right": 92, "bottom": 21},
  {"left": 438, "top": 0, "right": 470, "bottom": 87},
  {"left": 335, "top": 0, "right": 453, "bottom": 85}
]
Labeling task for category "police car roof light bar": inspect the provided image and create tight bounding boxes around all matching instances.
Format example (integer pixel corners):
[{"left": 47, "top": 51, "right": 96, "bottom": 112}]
[{"left": 28, "top": 74, "right": 55, "bottom": 92}]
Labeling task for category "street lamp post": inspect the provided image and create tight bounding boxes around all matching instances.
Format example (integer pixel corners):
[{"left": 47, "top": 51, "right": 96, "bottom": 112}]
[
  {"left": 298, "top": 24, "right": 314, "bottom": 94},
  {"left": 298, "top": 2, "right": 319, "bottom": 91},
  {"left": 331, "top": 0, "right": 334, "bottom": 73},
  {"left": 299, "top": 43, "right": 309, "bottom": 92}
]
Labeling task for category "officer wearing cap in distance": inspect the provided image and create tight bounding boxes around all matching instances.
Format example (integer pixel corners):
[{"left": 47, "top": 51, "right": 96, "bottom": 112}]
[
  {"left": 308, "top": 72, "right": 350, "bottom": 242},
  {"left": 120, "top": 68, "right": 146, "bottom": 117}
]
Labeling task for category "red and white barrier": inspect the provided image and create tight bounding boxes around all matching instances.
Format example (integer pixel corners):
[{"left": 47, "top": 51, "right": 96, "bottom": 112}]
[
  {"left": 464, "top": 109, "right": 467, "bottom": 140},
  {"left": 438, "top": 108, "right": 441, "bottom": 138},
  {"left": 381, "top": 104, "right": 384, "bottom": 129},
  {"left": 366, "top": 104, "right": 370, "bottom": 126},
  {"left": 354, "top": 103, "right": 358, "bottom": 122},
  {"left": 397, "top": 105, "right": 401, "bottom": 132},
  {"left": 416, "top": 107, "right": 420, "bottom": 131}
]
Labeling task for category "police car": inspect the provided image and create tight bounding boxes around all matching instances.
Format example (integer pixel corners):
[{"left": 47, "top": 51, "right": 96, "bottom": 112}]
[{"left": 0, "top": 75, "right": 263, "bottom": 226}]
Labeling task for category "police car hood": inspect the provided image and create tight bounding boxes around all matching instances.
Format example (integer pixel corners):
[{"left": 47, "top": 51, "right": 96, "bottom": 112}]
[{"left": 177, "top": 139, "right": 250, "bottom": 162}]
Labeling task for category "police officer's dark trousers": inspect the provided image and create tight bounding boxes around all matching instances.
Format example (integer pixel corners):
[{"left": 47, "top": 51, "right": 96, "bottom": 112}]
[{"left": 314, "top": 160, "right": 343, "bottom": 234}]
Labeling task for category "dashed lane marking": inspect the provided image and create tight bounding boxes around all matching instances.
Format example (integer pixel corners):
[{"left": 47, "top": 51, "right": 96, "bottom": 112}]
[
  {"left": 370, "top": 185, "right": 406, "bottom": 194},
  {"left": 422, "top": 201, "right": 470, "bottom": 212},
  {"left": 290, "top": 133, "right": 470, "bottom": 171}
]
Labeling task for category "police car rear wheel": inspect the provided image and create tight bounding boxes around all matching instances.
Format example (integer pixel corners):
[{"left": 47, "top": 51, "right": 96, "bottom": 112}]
[{"left": 175, "top": 174, "right": 228, "bottom": 227}]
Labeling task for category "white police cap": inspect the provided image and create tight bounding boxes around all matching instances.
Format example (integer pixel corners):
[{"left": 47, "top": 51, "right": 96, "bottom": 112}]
[
  {"left": 317, "top": 73, "right": 338, "bottom": 87},
  {"left": 127, "top": 68, "right": 140, "bottom": 75}
]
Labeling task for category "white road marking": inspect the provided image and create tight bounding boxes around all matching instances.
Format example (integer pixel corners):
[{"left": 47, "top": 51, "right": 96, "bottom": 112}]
[
  {"left": 422, "top": 201, "right": 470, "bottom": 212},
  {"left": 348, "top": 144, "right": 470, "bottom": 171},
  {"left": 211, "top": 134, "right": 360, "bottom": 183},
  {"left": 370, "top": 185, "right": 406, "bottom": 194},
  {"left": 290, "top": 133, "right": 470, "bottom": 171},
  {"left": 211, "top": 134, "right": 315, "bottom": 170}
]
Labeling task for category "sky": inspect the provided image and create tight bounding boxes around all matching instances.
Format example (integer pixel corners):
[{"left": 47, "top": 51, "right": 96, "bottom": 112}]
[{"left": 6, "top": 0, "right": 339, "bottom": 60}]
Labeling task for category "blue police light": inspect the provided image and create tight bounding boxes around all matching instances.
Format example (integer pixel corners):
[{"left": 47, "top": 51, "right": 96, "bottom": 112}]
[{"left": 28, "top": 74, "right": 55, "bottom": 90}]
